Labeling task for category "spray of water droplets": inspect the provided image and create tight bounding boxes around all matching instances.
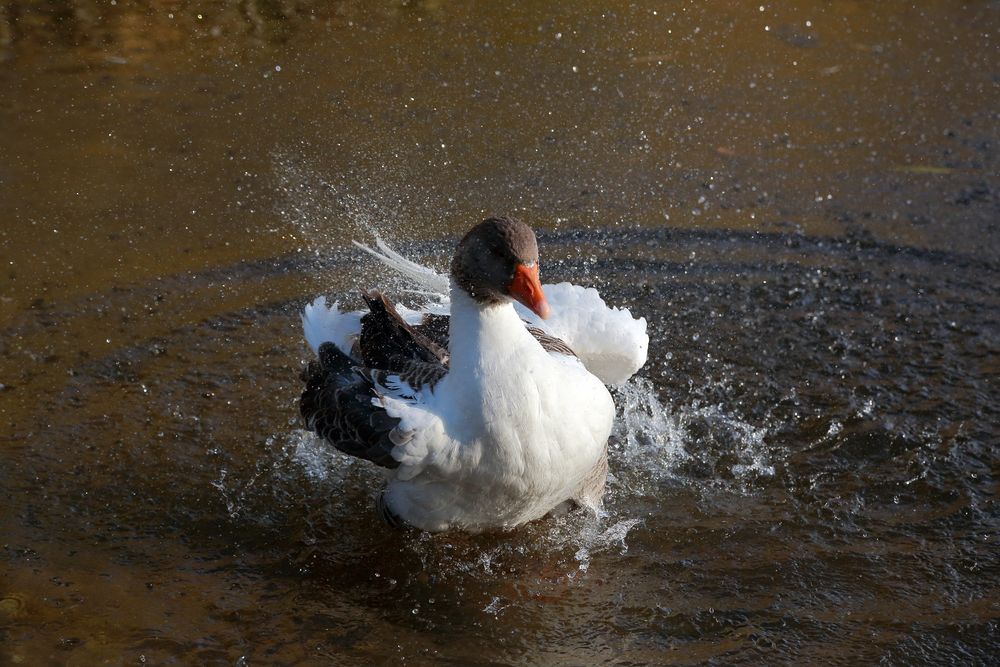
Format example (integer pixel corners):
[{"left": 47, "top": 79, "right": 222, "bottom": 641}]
[{"left": 209, "top": 157, "right": 784, "bottom": 582}]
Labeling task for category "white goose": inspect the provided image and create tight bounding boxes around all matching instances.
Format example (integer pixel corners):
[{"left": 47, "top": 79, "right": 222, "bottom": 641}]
[{"left": 300, "top": 217, "right": 648, "bottom": 532}]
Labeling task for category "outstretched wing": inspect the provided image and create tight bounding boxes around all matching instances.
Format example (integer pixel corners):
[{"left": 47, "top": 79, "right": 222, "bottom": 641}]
[
  {"left": 355, "top": 238, "right": 648, "bottom": 384},
  {"left": 300, "top": 290, "right": 451, "bottom": 471},
  {"left": 358, "top": 290, "right": 448, "bottom": 369}
]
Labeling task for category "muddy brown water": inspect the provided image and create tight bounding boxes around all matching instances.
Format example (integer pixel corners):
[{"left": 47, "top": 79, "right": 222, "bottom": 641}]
[{"left": 1, "top": 2, "right": 997, "bottom": 665}]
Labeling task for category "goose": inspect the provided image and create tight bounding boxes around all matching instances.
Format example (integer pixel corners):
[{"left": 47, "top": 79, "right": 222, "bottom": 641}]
[{"left": 299, "top": 217, "right": 647, "bottom": 532}]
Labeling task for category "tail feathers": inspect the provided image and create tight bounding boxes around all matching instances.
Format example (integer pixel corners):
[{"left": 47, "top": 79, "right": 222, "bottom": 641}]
[{"left": 352, "top": 237, "right": 450, "bottom": 296}]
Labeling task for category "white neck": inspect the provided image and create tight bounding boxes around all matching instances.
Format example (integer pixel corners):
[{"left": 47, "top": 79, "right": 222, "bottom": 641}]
[{"left": 447, "top": 280, "right": 538, "bottom": 379}]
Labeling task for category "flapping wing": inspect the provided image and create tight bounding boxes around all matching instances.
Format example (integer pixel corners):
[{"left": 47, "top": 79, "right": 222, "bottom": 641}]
[
  {"left": 359, "top": 290, "right": 449, "bottom": 369},
  {"left": 354, "top": 238, "right": 648, "bottom": 385},
  {"left": 301, "top": 291, "right": 452, "bottom": 472},
  {"left": 299, "top": 343, "right": 403, "bottom": 468}
]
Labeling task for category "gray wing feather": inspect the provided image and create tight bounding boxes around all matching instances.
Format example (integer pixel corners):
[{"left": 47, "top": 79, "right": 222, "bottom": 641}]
[{"left": 300, "top": 343, "right": 402, "bottom": 469}]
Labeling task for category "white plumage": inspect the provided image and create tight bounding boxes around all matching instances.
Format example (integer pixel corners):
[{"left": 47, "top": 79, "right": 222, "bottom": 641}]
[{"left": 300, "top": 221, "right": 648, "bottom": 532}]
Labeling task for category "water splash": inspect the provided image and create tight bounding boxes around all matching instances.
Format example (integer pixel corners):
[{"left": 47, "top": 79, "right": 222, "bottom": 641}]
[
  {"left": 272, "top": 152, "right": 402, "bottom": 256},
  {"left": 272, "top": 152, "right": 450, "bottom": 305},
  {"left": 609, "top": 377, "right": 775, "bottom": 498},
  {"left": 571, "top": 518, "right": 643, "bottom": 573},
  {"left": 286, "top": 429, "right": 355, "bottom": 483},
  {"left": 210, "top": 430, "right": 369, "bottom": 521},
  {"left": 225, "top": 362, "right": 775, "bottom": 584},
  {"left": 610, "top": 376, "right": 688, "bottom": 490}
]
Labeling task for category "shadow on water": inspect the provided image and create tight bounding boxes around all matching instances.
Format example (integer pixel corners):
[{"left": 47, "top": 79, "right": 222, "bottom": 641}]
[{"left": 1, "top": 0, "right": 998, "bottom": 665}]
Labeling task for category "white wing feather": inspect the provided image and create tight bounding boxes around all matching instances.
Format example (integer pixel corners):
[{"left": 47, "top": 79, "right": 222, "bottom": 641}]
[
  {"left": 377, "top": 394, "right": 451, "bottom": 480},
  {"left": 515, "top": 283, "right": 648, "bottom": 386},
  {"left": 353, "top": 237, "right": 450, "bottom": 295},
  {"left": 301, "top": 296, "right": 361, "bottom": 357}
]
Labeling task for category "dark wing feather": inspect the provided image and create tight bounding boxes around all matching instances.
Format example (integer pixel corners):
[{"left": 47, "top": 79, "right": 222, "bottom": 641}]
[
  {"left": 359, "top": 291, "right": 448, "bottom": 369},
  {"left": 300, "top": 291, "right": 451, "bottom": 469},
  {"left": 411, "top": 313, "right": 450, "bottom": 351},
  {"left": 364, "top": 359, "right": 448, "bottom": 395},
  {"left": 357, "top": 289, "right": 449, "bottom": 393},
  {"left": 299, "top": 343, "right": 402, "bottom": 468}
]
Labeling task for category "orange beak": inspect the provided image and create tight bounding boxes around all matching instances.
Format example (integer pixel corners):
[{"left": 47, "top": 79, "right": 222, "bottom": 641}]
[{"left": 508, "top": 262, "right": 550, "bottom": 319}]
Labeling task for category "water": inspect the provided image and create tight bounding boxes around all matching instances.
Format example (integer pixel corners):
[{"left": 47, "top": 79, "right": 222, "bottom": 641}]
[{"left": 1, "top": 2, "right": 997, "bottom": 665}]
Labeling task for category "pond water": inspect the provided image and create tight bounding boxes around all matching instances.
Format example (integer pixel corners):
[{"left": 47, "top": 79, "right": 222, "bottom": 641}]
[{"left": 1, "top": 1, "right": 997, "bottom": 664}]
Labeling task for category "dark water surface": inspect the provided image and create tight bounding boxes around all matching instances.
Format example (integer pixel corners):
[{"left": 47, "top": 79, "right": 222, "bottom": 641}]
[{"left": 2, "top": 2, "right": 998, "bottom": 665}]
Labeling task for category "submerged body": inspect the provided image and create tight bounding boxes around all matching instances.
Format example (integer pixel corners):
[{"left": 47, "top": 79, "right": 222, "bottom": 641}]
[{"left": 299, "top": 218, "right": 644, "bottom": 532}]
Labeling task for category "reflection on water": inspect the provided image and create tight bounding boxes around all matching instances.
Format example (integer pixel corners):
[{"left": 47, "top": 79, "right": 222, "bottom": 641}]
[{"left": 1, "top": 1, "right": 998, "bottom": 665}]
